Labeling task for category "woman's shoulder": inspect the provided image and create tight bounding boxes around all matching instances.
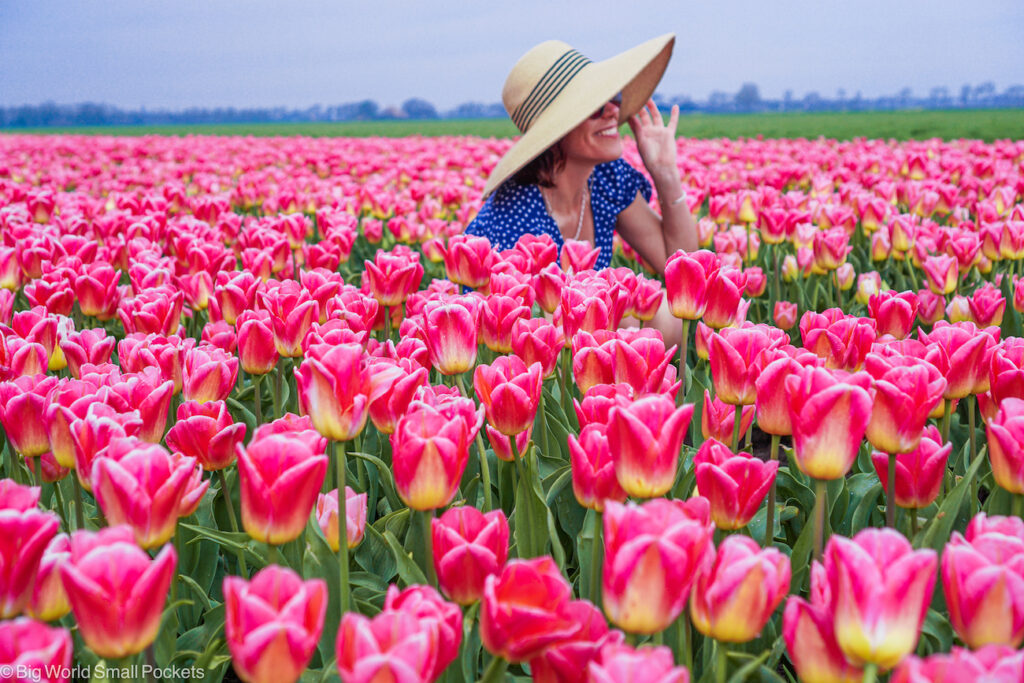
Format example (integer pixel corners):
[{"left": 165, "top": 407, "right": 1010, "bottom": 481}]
[{"left": 592, "top": 158, "right": 653, "bottom": 207}]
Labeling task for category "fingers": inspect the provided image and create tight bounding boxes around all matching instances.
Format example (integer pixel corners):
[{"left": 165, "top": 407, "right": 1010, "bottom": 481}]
[
  {"left": 668, "top": 104, "right": 679, "bottom": 134},
  {"left": 647, "top": 99, "right": 662, "bottom": 123}
]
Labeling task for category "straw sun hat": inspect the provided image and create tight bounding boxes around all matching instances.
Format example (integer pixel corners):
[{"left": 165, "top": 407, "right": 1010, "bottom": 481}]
[{"left": 482, "top": 33, "right": 676, "bottom": 197}]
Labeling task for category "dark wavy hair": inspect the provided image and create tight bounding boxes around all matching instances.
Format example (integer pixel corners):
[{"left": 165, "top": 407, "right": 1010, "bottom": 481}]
[{"left": 511, "top": 142, "right": 566, "bottom": 188}]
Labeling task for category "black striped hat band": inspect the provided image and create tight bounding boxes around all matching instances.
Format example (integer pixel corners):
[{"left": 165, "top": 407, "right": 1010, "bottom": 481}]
[{"left": 510, "top": 49, "right": 593, "bottom": 132}]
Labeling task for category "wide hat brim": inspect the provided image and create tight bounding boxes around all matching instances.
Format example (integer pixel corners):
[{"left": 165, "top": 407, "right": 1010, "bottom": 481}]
[{"left": 482, "top": 33, "right": 675, "bottom": 198}]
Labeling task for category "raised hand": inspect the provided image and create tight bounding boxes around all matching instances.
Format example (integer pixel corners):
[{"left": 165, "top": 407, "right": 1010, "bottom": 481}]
[{"left": 627, "top": 99, "right": 680, "bottom": 182}]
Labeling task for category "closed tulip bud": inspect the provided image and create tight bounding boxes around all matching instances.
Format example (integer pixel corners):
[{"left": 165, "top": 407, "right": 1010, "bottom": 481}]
[
  {"left": 709, "top": 326, "right": 780, "bottom": 406},
  {"left": 781, "top": 253, "right": 800, "bottom": 282},
  {"left": 941, "top": 520, "right": 1024, "bottom": 649},
  {"left": 182, "top": 342, "right": 238, "bottom": 404},
  {"left": 0, "top": 374, "right": 60, "bottom": 459},
  {"left": 569, "top": 424, "right": 628, "bottom": 512},
  {"left": 258, "top": 281, "right": 319, "bottom": 358},
  {"left": 424, "top": 296, "right": 479, "bottom": 375},
  {"left": 534, "top": 262, "right": 568, "bottom": 314},
  {"left": 867, "top": 290, "right": 919, "bottom": 339},
  {"left": 836, "top": 263, "right": 856, "bottom": 291},
  {"left": 664, "top": 249, "right": 720, "bottom": 320},
  {"left": 531, "top": 600, "right": 624, "bottom": 683},
  {"left": 607, "top": 394, "right": 694, "bottom": 499},
  {"left": 864, "top": 354, "right": 946, "bottom": 454},
  {"left": 480, "top": 557, "right": 581, "bottom": 662},
  {"left": 703, "top": 269, "right": 745, "bottom": 329},
  {"left": 702, "top": 389, "right": 755, "bottom": 445},
  {"left": 602, "top": 498, "right": 714, "bottom": 635},
  {"left": 892, "top": 645, "right": 1024, "bottom": 683},
  {"left": 224, "top": 566, "right": 327, "bottom": 683},
  {"left": 166, "top": 399, "right": 246, "bottom": 471},
  {"left": 922, "top": 254, "right": 959, "bottom": 295},
  {"left": 916, "top": 288, "right": 945, "bottom": 325},
  {"left": 825, "top": 528, "right": 937, "bottom": 670},
  {"left": 871, "top": 230, "right": 892, "bottom": 261},
  {"left": 295, "top": 343, "right": 375, "bottom": 442},
  {"left": 335, "top": 610, "right": 438, "bottom": 683},
  {"left": 392, "top": 396, "right": 482, "bottom": 511},
  {"left": 485, "top": 423, "right": 531, "bottom": 463},
  {"left": 0, "top": 507, "right": 60, "bottom": 618},
  {"left": 691, "top": 535, "right": 791, "bottom": 643},
  {"left": 474, "top": 355, "right": 543, "bottom": 437},
  {"left": 694, "top": 439, "right": 779, "bottom": 530},
  {"left": 921, "top": 321, "right": 998, "bottom": 399},
  {"left": 27, "top": 534, "right": 71, "bottom": 622},
  {"left": 587, "top": 643, "right": 690, "bottom": 683},
  {"left": 511, "top": 317, "right": 563, "bottom": 379},
  {"left": 364, "top": 248, "right": 424, "bottom": 306},
  {"left": 92, "top": 437, "right": 207, "bottom": 549},
  {"left": 479, "top": 294, "right": 530, "bottom": 353},
  {"left": 236, "top": 310, "right": 278, "bottom": 375},
  {"left": 786, "top": 366, "right": 873, "bottom": 480},
  {"left": 384, "top": 585, "right": 463, "bottom": 680},
  {"left": 0, "top": 618, "right": 73, "bottom": 683},
  {"left": 444, "top": 234, "right": 495, "bottom": 289},
  {"left": 946, "top": 294, "right": 972, "bottom": 323},
  {"left": 60, "top": 526, "right": 177, "bottom": 659},
  {"left": 773, "top": 301, "right": 798, "bottom": 330},
  {"left": 432, "top": 506, "right": 509, "bottom": 606},
  {"left": 59, "top": 328, "right": 115, "bottom": 379},
  {"left": 316, "top": 487, "right": 367, "bottom": 551},
  {"left": 237, "top": 434, "right": 328, "bottom": 545},
  {"left": 871, "top": 426, "right": 950, "bottom": 510},
  {"left": 970, "top": 282, "right": 1007, "bottom": 328}
]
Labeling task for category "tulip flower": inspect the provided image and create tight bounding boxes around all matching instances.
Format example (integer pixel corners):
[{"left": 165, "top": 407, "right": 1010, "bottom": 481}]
[
  {"left": 534, "top": 262, "right": 568, "bottom": 314},
  {"left": 863, "top": 353, "right": 946, "bottom": 454},
  {"left": 986, "top": 397, "right": 1024, "bottom": 494},
  {"left": 529, "top": 600, "right": 623, "bottom": 683},
  {"left": 891, "top": 645, "right": 1024, "bottom": 683},
  {"left": 0, "top": 618, "right": 73, "bottom": 683},
  {"left": 166, "top": 399, "right": 247, "bottom": 471},
  {"left": 69, "top": 403, "right": 144, "bottom": 491},
  {"left": 691, "top": 535, "right": 791, "bottom": 643},
  {"left": 708, "top": 325, "right": 780, "bottom": 405},
  {"left": 117, "top": 333, "right": 192, "bottom": 394},
  {"left": 74, "top": 262, "right": 121, "bottom": 320},
  {"left": 606, "top": 394, "right": 694, "bottom": 499},
  {"left": 773, "top": 301, "right": 797, "bottom": 330},
  {"left": 27, "top": 533, "right": 71, "bottom": 622},
  {"left": 60, "top": 526, "right": 177, "bottom": 659},
  {"left": 391, "top": 394, "right": 482, "bottom": 511},
  {"left": 0, "top": 507, "right": 60, "bottom": 618},
  {"left": 364, "top": 248, "right": 424, "bottom": 306},
  {"left": 703, "top": 269, "right": 746, "bottom": 329},
  {"left": 315, "top": 487, "right": 367, "bottom": 551},
  {"left": 479, "top": 294, "right": 530, "bottom": 353},
  {"left": 587, "top": 643, "right": 691, "bottom": 683},
  {"left": 474, "top": 355, "right": 543, "bottom": 437},
  {"left": 941, "top": 517, "right": 1024, "bottom": 649},
  {"left": 423, "top": 296, "right": 479, "bottom": 375},
  {"left": 210, "top": 271, "right": 261, "bottom": 326},
  {"left": 236, "top": 309, "right": 278, "bottom": 375},
  {"left": 59, "top": 328, "right": 115, "bottom": 379},
  {"left": 561, "top": 239, "right": 601, "bottom": 273},
  {"left": 366, "top": 359, "right": 429, "bottom": 435},
  {"left": 785, "top": 366, "right": 873, "bottom": 480},
  {"left": 431, "top": 506, "right": 509, "bottom": 606},
  {"left": 568, "top": 424, "right": 628, "bottom": 512},
  {"left": 602, "top": 498, "right": 714, "bottom": 634},
  {"left": 783, "top": 587, "right": 864, "bottom": 682},
  {"left": 384, "top": 585, "right": 463, "bottom": 680},
  {"left": 825, "top": 528, "right": 937, "bottom": 670},
  {"left": 224, "top": 566, "right": 327, "bottom": 683},
  {"left": 0, "top": 374, "right": 59, "bottom": 458},
  {"left": 511, "top": 317, "right": 564, "bottom": 379},
  {"left": 258, "top": 281, "right": 319, "bottom": 358},
  {"left": 118, "top": 286, "right": 184, "bottom": 336},
  {"left": 694, "top": 438, "right": 779, "bottom": 530},
  {"left": 0, "top": 479, "right": 40, "bottom": 511},
  {"left": 444, "top": 233, "right": 494, "bottom": 290},
  {"left": 91, "top": 437, "right": 207, "bottom": 549},
  {"left": 108, "top": 367, "right": 175, "bottom": 443},
  {"left": 335, "top": 609, "right": 439, "bottom": 683},
  {"left": 922, "top": 254, "right": 959, "bottom": 295},
  {"left": 182, "top": 342, "right": 239, "bottom": 404},
  {"left": 871, "top": 426, "right": 950, "bottom": 511},
  {"left": 867, "top": 290, "right": 919, "bottom": 339},
  {"left": 702, "top": 389, "right": 755, "bottom": 445},
  {"left": 480, "top": 556, "right": 581, "bottom": 662},
  {"left": 801, "top": 312, "right": 877, "bottom": 371},
  {"left": 664, "top": 249, "right": 720, "bottom": 320},
  {"left": 921, "top": 321, "right": 997, "bottom": 400},
  {"left": 754, "top": 353, "right": 809, "bottom": 436},
  {"left": 237, "top": 433, "right": 328, "bottom": 545}
]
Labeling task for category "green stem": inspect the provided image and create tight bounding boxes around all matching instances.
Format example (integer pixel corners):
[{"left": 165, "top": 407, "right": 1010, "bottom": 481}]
[
  {"left": 731, "top": 404, "right": 742, "bottom": 453},
  {"left": 968, "top": 395, "right": 978, "bottom": 518},
  {"left": 335, "top": 440, "right": 351, "bottom": 614},
  {"left": 416, "top": 509, "right": 438, "bottom": 587},
  {"left": 678, "top": 614, "right": 694, "bottom": 674},
  {"left": 455, "top": 373, "right": 493, "bottom": 511},
  {"left": 384, "top": 305, "right": 392, "bottom": 342},
  {"left": 266, "top": 542, "right": 284, "bottom": 566},
  {"left": 717, "top": 640, "right": 728, "bottom": 683},
  {"left": 589, "top": 510, "right": 603, "bottom": 607},
  {"left": 886, "top": 452, "right": 897, "bottom": 528},
  {"left": 813, "top": 478, "right": 828, "bottom": 561},
  {"left": 252, "top": 374, "right": 263, "bottom": 426},
  {"left": 560, "top": 348, "right": 574, "bottom": 426},
  {"left": 272, "top": 364, "right": 283, "bottom": 419},
  {"left": 862, "top": 662, "right": 878, "bottom": 683},
  {"left": 508, "top": 428, "right": 525, "bottom": 486},
  {"left": 216, "top": 470, "right": 248, "bottom": 576},
  {"left": 678, "top": 319, "right": 691, "bottom": 405},
  {"left": 52, "top": 481, "right": 70, "bottom": 532},
  {"left": 910, "top": 509, "right": 919, "bottom": 539},
  {"left": 479, "top": 655, "right": 508, "bottom": 683},
  {"left": 765, "top": 434, "right": 780, "bottom": 548},
  {"left": 1014, "top": 494, "right": 1024, "bottom": 519},
  {"left": 73, "top": 475, "right": 85, "bottom": 530},
  {"left": 941, "top": 398, "right": 952, "bottom": 445}
]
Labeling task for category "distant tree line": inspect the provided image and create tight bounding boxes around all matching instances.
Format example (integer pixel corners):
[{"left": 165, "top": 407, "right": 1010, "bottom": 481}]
[{"left": 2, "top": 82, "right": 1022, "bottom": 128}]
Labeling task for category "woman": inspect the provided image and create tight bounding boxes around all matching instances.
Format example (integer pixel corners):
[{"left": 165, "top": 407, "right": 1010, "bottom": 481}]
[{"left": 466, "top": 34, "right": 698, "bottom": 346}]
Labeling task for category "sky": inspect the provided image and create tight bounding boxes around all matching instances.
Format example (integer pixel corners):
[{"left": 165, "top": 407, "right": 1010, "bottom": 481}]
[{"left": 2, "top": 0, "right": 1023, "bottom": 111}]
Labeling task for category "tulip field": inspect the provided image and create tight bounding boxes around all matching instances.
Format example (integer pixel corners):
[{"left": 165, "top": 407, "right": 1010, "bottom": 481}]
[{"left": 2, "top": 132, "right": 1024, "bottom": 683}]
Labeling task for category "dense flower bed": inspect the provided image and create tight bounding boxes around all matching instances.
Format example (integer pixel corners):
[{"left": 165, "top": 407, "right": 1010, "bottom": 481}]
[{"left": 1, "top": 132, "right": 1024, "bottom": 682}]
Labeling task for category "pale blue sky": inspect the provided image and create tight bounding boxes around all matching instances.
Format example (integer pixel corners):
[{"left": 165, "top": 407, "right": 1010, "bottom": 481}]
[{"left": 1, "top": 0, "right": 1022, "bottom": 110}]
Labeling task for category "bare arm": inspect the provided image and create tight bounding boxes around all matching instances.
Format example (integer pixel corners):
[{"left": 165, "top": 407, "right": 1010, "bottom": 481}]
[{"left": 615, "top": 100, "right": 698, "bottom": 275}]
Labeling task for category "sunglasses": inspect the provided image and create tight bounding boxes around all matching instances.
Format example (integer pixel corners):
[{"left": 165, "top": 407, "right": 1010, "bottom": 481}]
[{"left": 589, "top": 93, "right": 623, "bottom": 119}]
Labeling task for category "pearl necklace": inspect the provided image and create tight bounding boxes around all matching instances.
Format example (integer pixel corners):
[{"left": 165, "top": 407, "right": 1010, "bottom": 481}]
[{"left": 542, "top": 182, "right": 588, "bottom": 242}]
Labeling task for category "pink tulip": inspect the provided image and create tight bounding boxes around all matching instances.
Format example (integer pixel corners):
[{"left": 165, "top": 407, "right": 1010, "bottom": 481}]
[
  {"left": 607, "top": 394, "right": 694, "bottom": 499},
  {"left": 367, "top": 359, "right": 429, "bottom": 435},
  {"left": 0, "top": 506, "right": 59, "bottom": 618},
  {"left": 920, "top": 321, "right": 997, "bottom": 399},
  {"left": 773, "top": 301, "right": 798, "bottom": 330},
  {"left": 237, "top": 433, "right": 328, "bottom": 545},
  {"left": 118, "top": 286, "right": 184, "bottom": 336},
  {"left": 258, "top": 281, "right": 319, "bottom": 358},
  {"left": 431, "top": 506, "right": 509, "bottom": 606},
  {"left": 182, "top": 342, "right": 239, "bottom": 404},
  {"left": 568, "top": 423, "right": 628, "bottom": 512},
  {"left": 825, "top": 528, "right": 937, "bottom": 669},
  {"left": 0, "top": 618, "right": 73, "bottom": 683},
  {"left": 560, "top": 239, "right": 600, "bottom": 273},
  {"left": 363, "top": 248, "right": 424, "bottom": 306},
  {"left": 785, "top": 366, "right": 873, "bottom": 480},
  {"left": 474, "top": 355, "right": 543, "bottom": 437},
  {"left": 602, "top": 498, "right": 714, "bottom": 634},
  {"left": 316, "top": 487, "right": 367, "bottom": 551},
  {"left": 236, "top": 309, "right": 278, "bottom": 375},
  {"left": 69, "top": 403, "right": 144, "bottom": 491},
  {"left": 987, "top": 397, "right": 1024, "bottom": 494},
  {"left": 702, "top": 268, "right": 746, "bottom": 329},
  {"left": 224, "top": 565, "right": 327, "bottom": 683},
  {"left": 444, "top": 233, "right": 494, "bottom": 290},
  {"left": 108, "top": 367, "right": 175, "bottom": 443},
  {"left": 702, "top": 389, "right": 755, "bottom": 445},
  {"left": 384, "top": 584, "right": 463, "bottom": 680},
  {"left": 166, "top": 399, "right": 246, "bottom": 471},
  {"left": 530, "top": 600, "right": 624, "bottom": 683},
  {"left": 424, "top": 296, "right": 480, "bottom": 375},
  {"left": 0, "top": 479, "right": 40, "bottom": 511},
  {"left": 335, "top": 609, "right": 438, "bottom": 683},
  {"left": 868, "top": 290, "right": 919, "bottom": 339},
  {"left": 210, "top": 271, "right": 261, "bottom": 326},
  {"left": 0, "top": 374, "right": 59, "bottom": 458},
  {"left": 27, "top": 534, "right": 71, "bottom": 622},
  {"left": 690, "top": 535, "right": 791, "bottom": 643},
  {"left": 587, "top": 643, "right": 691, "bottom": 683},
  {"left": 891, "top": 645, "right": 1024, "bottom": 683},
  {"left": 782, "top": 574, "right": 865, "bottom": 683},
  {"left": 74, "top": 262, "right": 121, "bottom": 320},
  {"left": 117, "top": 333, "right": 192, "bottom": 394},
  {"left": 60, "top": 526, "right": 177, "bottom": 659},
  {"left": 863, "top": 353, "right": 946, "bottom": 454},
  {"left": 871, "top": 426, "right": 950, "bottom": 509},
  {"left": 59, "top": 328, "right": 115, "bottom": 379},
  {"left": 694, "top": 438, "right": 779, "bottom": 530},
  {"left": 480, "top": 556, "right": 581, "bottom": 662},
  {"left": 708, "top": 325, "right": 781, "bottom": 405},
  {"left": 511, "top": 316, "right": 564, "bottom": 380},
  {"left": 664, "top": 249, "right": 720, "bottom": 320}
]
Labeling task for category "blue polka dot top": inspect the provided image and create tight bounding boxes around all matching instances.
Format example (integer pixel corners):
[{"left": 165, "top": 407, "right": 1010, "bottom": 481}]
[{"left": 466, "top": 158, "right": 653, "bottom": 270}]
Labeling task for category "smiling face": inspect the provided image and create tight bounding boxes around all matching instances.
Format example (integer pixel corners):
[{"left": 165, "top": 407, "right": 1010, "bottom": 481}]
[{"left": 558, "top": 99, "right": 623, "bottom": 165}]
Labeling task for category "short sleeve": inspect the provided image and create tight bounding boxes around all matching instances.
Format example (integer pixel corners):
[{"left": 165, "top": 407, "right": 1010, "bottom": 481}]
[{"left": 591, "top": 158, "right": 652, "bottom": 213}]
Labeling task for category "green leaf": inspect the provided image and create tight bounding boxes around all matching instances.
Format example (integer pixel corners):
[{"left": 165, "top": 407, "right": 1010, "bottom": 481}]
[
  {"left": 177, "top": 574, "right": 215, "bottom": 612},
  {"left": 916, "top": 448, "right": 985, "bottom": 553},
  {"left": 380, "top": 526, "right": 428, "bottom": 586},
  {"left": 850, "top": 482, "right": 884, "bottom": 534},
  {"left": 513, "top": 454, "right": 551, "bottom": 560},
  {"left": 179, "top": 523, "right": 266, "bottom": 568},
  {"left": 350, "top": 450, "right": 401, "bottom": 511},
  {"left": 789, "top": 510, "right": 818, "bottom": 593}
]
